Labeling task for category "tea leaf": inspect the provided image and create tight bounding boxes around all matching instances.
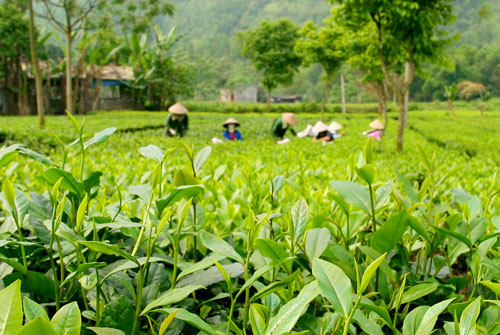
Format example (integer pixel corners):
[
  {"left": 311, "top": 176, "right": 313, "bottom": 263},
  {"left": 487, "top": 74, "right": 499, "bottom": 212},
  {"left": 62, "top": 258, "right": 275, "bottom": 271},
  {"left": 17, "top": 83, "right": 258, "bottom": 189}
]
[
  {"left": 0, "top": 280, "right": 23, "bottom": 335},
  {"left": 200, "top": 230, "right": 244, "bottom": 264},
  {"left": 23, "top": 297, "right": 49, "bottom": 322},
  {"left": 141, "top": 286, "right": 205, "bottom": 315},
  {"left": 17, "top": 317, "right": 58, "bottom": 335},
  {"left": 51, "top": 302, "right": 81, "bottom": 335},
  {"left": 305, "top": 228, "right": 331, "bottom": 261},
  {"left": 193, "top": 146, "right": 212, "bottom": 173},
  {"left": 372, "top": 211, "right": 411, "bottom": 253},
  {"left": 78, "top": 241, "right": 139, "bottom": 266},
  {"left": 330, "top": 181, "right": 371, "bottom": 214},
  {"left": 313, "top": 259, "right": 352, "bottom": 318},
  {"left": 359, "top": 253, "right": 387, "bottom": 295},
  {"left": 264, "top": 280, "right": 319, "bottom": 335},
  {"left": 401, "top": 283, "right": 439, "bottom": 304}
]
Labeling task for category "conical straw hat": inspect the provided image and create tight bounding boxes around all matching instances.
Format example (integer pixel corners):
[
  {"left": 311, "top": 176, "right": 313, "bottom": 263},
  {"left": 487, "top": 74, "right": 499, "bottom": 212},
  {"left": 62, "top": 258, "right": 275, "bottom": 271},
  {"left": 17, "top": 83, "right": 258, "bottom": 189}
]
[
  {"left": 223, "top": 117, "right": 240, "bottom": 128},
  {"left": 282, "top": 113, "right": 298, "bottom": 126},
  {"left": 369, "top": 119, "right": 385, "bottom": 130},
  {"left": 312, "top": 121, "right": 329, "bottom": 133},
  {"left": 328, "top": 121, "right": 343, "bottom": 132},
  {"left": 168, "top": 102, "right": 188, "bottom": 115}
]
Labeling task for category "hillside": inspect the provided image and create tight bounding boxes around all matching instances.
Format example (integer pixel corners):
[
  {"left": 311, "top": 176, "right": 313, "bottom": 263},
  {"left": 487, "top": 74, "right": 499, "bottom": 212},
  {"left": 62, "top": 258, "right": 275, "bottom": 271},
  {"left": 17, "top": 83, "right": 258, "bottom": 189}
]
[{"left": 163, "top": 0, "right": 500, "bottom": 58}]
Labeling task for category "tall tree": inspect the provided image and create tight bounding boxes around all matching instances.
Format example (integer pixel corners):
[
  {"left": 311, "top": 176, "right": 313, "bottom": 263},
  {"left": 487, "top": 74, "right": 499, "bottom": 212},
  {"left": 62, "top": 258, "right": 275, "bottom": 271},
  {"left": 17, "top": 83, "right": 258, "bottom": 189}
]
[
  {"left": 37, "top": 0, "right": 175, "bottom": 115},
  {"left": 27, "top": 0, "right": 45, "bottom": 127},
  {"left": 237, "top": 19, "right": 301, "bottom": 112},
  {"left": 295, "top": 19, "right": 346, "bottom": 121},
  {"left": 0, "top": 3, "right": 31, "bottom": 116},
  {"left": 331, "top": 0, "right": 455, "bottom": 152}
]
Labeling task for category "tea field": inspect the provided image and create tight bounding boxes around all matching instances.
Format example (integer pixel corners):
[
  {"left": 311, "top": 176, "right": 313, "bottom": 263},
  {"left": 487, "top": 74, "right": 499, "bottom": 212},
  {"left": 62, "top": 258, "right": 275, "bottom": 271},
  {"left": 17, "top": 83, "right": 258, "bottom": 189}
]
[{"left": 0, "top": 110, "right": 499, "bottom": 335}]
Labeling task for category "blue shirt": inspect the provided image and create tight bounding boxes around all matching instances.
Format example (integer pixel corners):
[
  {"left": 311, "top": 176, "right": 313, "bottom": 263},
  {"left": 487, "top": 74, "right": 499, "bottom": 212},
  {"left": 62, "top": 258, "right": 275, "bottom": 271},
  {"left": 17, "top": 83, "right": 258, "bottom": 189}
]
[{"left": 223, "top": 130, "right": 243, "bottom": 141}]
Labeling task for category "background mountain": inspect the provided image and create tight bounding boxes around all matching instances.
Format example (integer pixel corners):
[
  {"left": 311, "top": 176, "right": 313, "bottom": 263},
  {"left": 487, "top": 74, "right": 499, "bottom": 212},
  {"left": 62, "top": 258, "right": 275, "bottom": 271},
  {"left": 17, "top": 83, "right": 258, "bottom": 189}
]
[{"left": 163, "top": 0, "right": 500, "bottom": 102}]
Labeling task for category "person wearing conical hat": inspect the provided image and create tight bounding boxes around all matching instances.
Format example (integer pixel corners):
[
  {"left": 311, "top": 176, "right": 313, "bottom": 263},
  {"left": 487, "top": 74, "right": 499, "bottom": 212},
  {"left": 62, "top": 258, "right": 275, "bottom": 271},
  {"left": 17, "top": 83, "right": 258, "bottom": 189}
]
[
  {"left": 313, "top": 121, "right": 345, "bottom": 143},
  {"left": 223, "top": 118, "right": 243, "bottom": 141},
  {"left": 270, "top": 113, "right": 297, "bottom": 140},
  {"left": 363, "top": 119, "right": 385, "bottom": 141},
  {"left": 164, "top": 102, "right": 189, "bottom": 137}
]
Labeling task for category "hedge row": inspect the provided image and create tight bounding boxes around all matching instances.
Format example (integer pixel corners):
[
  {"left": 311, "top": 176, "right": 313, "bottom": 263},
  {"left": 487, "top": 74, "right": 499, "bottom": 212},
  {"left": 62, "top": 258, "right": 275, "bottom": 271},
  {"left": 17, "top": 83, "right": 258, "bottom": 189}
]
[{"left": 181, "top": 101, "right": 380, "bottom": 114}]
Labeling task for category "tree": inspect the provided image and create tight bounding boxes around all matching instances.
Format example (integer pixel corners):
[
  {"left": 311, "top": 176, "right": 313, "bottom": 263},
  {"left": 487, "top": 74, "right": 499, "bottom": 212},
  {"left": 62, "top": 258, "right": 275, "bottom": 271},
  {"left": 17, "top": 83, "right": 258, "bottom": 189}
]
[
  {"left": 331, "top": 0, "right": 456, "bottom": 152},
  {"left": 342, "top": 19, "right": 390, "bottom": 127},
  {"left": 457, "top": 81, "right": 489, "bottom": 116},
  {"left": 295, "top": 19, "right": 346, "bottom": 121},
  {"left": 444, "top": 83, "right": 457, "bottom": 117},
  {"left": 237, "top": 19, "right": 301, "bottom": 112},
  {"left": 27, "top": 0, "right": 45, "bottom": 128},
  {"left": 0, "top": 3, "right": 31, "bottom": 116},
  {"left": 128, "top": 26, "right": 194, "bottom": 110},
  {"left": 37, "top": 0, "right": 175, "bottom": 115}
]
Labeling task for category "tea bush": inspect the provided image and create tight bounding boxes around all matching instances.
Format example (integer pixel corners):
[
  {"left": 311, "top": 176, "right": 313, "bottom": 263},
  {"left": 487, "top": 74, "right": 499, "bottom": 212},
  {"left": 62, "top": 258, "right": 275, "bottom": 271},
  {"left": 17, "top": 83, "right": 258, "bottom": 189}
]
[{"left": 0, "top": 110, "right": 499, "bottom": 335}]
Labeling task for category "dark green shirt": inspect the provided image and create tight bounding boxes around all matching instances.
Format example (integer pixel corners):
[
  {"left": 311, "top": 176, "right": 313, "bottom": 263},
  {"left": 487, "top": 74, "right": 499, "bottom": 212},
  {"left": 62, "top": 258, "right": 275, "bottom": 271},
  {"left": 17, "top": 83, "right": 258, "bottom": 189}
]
[
  {"left": 165, "top": 114, "right": 189, "bottom": 137},
  {"left": 270, "top": 117, "right": 296, "bottom": 139}
]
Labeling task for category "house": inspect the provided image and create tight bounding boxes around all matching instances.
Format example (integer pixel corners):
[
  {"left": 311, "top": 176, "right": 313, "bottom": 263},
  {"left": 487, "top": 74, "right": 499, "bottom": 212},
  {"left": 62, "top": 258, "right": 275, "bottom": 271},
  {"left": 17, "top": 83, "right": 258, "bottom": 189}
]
[
  {"left": 88, "top": 65, "right": 135, "bottom": 110},
  {"left": 220, "top": 85, "right": 258, "bottom": 103},
  {"left": 271, "top": 95, "right": 302, "bottom": 103}
]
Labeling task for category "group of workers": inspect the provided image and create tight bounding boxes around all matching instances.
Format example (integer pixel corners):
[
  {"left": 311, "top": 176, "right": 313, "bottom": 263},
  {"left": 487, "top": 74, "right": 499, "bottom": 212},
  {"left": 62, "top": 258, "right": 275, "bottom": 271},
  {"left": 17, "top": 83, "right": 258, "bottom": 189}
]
[{"left": 164, "top": 102, "right": 386, "bottom": 143}]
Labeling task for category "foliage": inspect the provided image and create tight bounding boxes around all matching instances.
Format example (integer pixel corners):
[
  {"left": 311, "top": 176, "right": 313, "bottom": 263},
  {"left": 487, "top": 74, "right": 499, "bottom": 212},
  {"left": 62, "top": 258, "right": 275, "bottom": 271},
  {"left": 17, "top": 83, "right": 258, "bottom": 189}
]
[
  {"left": 295, "top": 17, "right": 347, "bottom": 118},
  {"left": 0, "top": 3, "right": 32, "bottom": 115},
  {"left": 457, "top": 81, "right": 488, "bottom": 100},
  {"left": 0, "top": 110, "right": 499, "bottom": 335},
  {"left": 237, "top": 19, "right": 302, "bottom": 106},
  {"left": 127, "top": 26, "right": 195, "bottom": 110}
]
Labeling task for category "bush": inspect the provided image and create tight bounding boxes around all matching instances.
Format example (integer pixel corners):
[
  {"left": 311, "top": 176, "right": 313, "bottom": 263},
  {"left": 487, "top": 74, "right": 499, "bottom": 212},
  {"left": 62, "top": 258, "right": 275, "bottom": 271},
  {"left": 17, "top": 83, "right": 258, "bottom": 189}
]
[{"left": 181, "top": 101, "right": 378, "bottom": 114}]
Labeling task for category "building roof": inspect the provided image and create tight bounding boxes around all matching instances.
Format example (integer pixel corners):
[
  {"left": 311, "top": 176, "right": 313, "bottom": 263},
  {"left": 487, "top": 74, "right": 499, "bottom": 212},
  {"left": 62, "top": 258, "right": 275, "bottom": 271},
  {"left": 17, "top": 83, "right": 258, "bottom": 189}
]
[{"left": 21, "top": 62, "right": 134, "bottom": 81}]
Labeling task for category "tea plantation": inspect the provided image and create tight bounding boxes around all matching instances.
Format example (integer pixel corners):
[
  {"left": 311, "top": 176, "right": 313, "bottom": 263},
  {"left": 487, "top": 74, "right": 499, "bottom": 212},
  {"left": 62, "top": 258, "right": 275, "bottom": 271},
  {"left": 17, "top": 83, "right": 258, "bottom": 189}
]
[{"left": 0, "top": 110, "right": 499, "bottom": 335}]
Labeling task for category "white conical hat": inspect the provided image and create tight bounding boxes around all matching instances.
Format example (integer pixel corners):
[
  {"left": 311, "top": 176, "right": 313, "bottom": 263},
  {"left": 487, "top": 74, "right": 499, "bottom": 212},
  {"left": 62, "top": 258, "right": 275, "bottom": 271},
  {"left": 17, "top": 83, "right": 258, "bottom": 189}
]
[
  {"left": 223, "top": 117, "right": 240, "bottom": 128},
  {"left": 312, "top": 121, "right": 329, "bottom": 133},
  {"left": 168, "top": 102, "right": 188, "bottom": 115},
  {"left": 369, "top": 119, "right": 385, "bottom": 130},
  {"left": 328, "top": 121, "right": 343, "bottom": 132},
  {"left": 282, "top": 113, "right": 298, "bottom": 126}
]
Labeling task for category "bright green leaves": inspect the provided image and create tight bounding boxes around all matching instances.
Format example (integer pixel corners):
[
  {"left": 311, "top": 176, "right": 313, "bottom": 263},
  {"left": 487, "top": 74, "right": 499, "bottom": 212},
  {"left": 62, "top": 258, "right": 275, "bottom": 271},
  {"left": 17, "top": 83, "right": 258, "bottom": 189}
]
[
  {"left": 84, "top": 128, "right": 117, "bottom": 150},
  {"left": 359, "top": 253, "right": 386, "bottom": 295},
  {"left": 0, "top": 281, "right": 23, "bottom": 335},
  {"left": 2, "top": 178, "right": 16, "bottom": 211},
  {"left": 356, "top": 164, "right": 376, "bottom": 185},
  {"left": 263, "top": 281, "right": 319, "bottom": 335},
  {"left": 51, "top": 302, "right": 81, "bottom": 335},
  {"left": 330, "top": 181, "right": 371, "bottom": 214},
  {"left": 401, "top": 283, "right": 439, "bottom": 305},
  {"left": 305, "top": 228, "right": 331, "bottom": 260},
  {"left": 402, "top": 299, "right": 454, "bottom": 335},
  {"left": 371, "top": 211, "right": 411, "bottom": 253},
  {"left": 291, "top": 198, "right": 309, "bottom": 246},
  {"left": 193, "top": 146, "right": 212, "bottom": 174},
  {"left": 141, "top": 286, "right": 205, "bottom": 315},
  {"left": 313, "top": 259, "right": 352, "bottom": 318},
  {"left": 200, "top": 231, "right": 244, "bottom": 264},
  {"left": 23, "top": 297, "right": 48, "bottom": 322},
  {"left": 16, "top": 318, "right": 58, "bottom": 335},
  {"left": 139, "top": 145, "right": 165, "bottom": 162},
  {"left": 0, "top": 282, "right": 83, "bottom": 335}
]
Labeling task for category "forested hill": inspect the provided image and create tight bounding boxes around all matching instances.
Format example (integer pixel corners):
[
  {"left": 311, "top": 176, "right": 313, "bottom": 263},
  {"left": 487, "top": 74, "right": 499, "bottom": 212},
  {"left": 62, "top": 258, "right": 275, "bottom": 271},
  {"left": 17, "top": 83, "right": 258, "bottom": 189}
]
[{"left": 162, "top": 0, "right": 500, "bottom": 58}]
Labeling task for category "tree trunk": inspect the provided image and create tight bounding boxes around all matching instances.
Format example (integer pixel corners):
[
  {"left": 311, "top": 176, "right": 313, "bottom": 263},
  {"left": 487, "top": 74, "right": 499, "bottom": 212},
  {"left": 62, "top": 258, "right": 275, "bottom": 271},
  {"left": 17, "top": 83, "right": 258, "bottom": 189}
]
[
  {"left": 65, "top": 29, "right": 74, "bottom": 115},
  {"left": 403, "top": 62, "right": 410, "bottom": 128},
  {"left": 266, "top": 90, "right": 271, "bottom": 113},
  {"left": 321, "top": 75, "right": 332, "bottom": 122},
  {"left": 480, "top": 104, "right": 484, "bottom": 117},
  {"left": 341, "top": 73, "right": 346, "bottom": 114},
  {"left": 396, "top": 94, "right": 405, "bottom": 153},
  {"left": 449, "top": 100, "right": 455, "bottom": 117},
  {"left": 28, "top": 0, "right": 45, "bottom": 128}
]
